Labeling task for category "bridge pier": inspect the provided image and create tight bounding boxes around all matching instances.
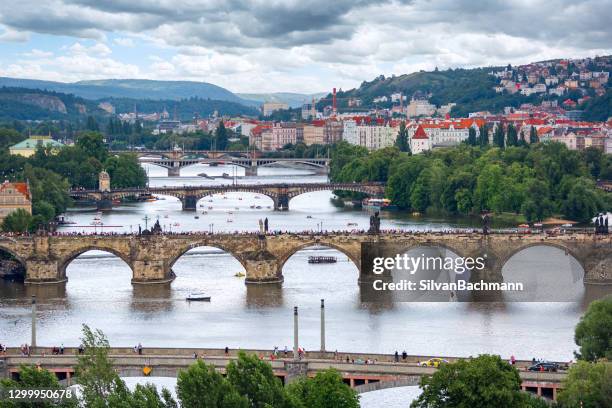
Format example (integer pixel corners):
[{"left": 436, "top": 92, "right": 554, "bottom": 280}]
[
  {"left": 273, "top": 194, "right": 289, "bottom": 211},
  {"left": 96, "top": 198, "right": 113, "bottom": 211},
  {"left": 131, "top": 260, "right": 176, "bottom": 285},
  {"left": 168, "top": 166, "right": 180, "bottom": 177},
  {"left": 24, "top": 259, "right": 66, "bottom": 284},
  {"left": 243, "top": 239, "right": 284, "bottom": 284},
  {"left": 182, "top": 196, "right": 199, "bottom": 211}
]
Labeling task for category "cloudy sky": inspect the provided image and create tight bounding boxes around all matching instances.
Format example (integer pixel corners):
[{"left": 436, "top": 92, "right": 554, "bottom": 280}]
[{"left": 0, "top": 0, "right": 611, "bottom": 94}]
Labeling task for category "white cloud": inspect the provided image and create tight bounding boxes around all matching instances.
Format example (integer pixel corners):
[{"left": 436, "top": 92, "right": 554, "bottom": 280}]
[
  {"left": 0, "top": 25, "right": 29, "bottom": 42},
  {"left": 114, "top": 37, "right": 134, "bottom": 47},
  {"left": 21, "top": 49, "right": 54, "bottom": 58}
]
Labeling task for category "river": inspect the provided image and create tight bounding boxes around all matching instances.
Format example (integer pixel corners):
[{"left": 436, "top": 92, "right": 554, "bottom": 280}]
[{"left": 1, "top": 163, "right": 609, "bottom": 406}]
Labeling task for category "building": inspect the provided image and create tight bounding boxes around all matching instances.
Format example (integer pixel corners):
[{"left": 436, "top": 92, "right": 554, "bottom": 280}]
[
  {"left": 271, "top": 122, "right": 298, "bottom": 149},
  {"left": 406, "top": 98, "right": 436, "bottom": 118},
  {"left": 9, "top": 135, "right": 65, "bottom": 157},
  {"left": 410, "top": 125, "right": 431, "bottom": 154},
  {"left": 262, "top": 102, "right": 289, "bottom": 116},
  {"left": 301, "top": 121, "right": 325, "bottom": 145},
  {"left": 0, "top": 180, "right": 32, "bottom": 221},
  {"left": 301, "top": 101, "right": 316, "bottom": 120},
  {"left": 323, "top": 119, "right": 343, "bottom": 144}
]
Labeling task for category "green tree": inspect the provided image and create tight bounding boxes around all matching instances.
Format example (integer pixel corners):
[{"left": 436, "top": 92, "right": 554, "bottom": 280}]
[
  {"left": 104, "top": 153, "right": 147, "bottom": 188},
  {"left": 493, "top": 124, "right": 505, "bottom": 148},
  {"left": 86, "top": 116, "right": 99, "bottom": 131},
  {"left": 506, "top": 124, "right": 518, "bottom": 146},
  {"left": 574, "top": 296, "right": 612, "bottom": 362},
  {"left": 226, "top": 351, "right": 292, "bottom": 408},
  {"left": 215, "top": 121, "right": 229, "bottom": 151},
  {"left": 467, "top": 127, "right": 477, "bottom": 146},
  {"left": 286, "top": 369, "right": 359, "bottom": 408},
  {"left": 529, "top": 126, "right": 539, "bottom": 144},
  {"left": 479, "top": 125, "right": 489, "bottom": 146},
  {"left": 411, "top": 355, "right": 546, "bottom": 408},
  {"left": 557, "top": 361, "right": 612, "bottom": 408},
  {"left": 1, "top": 209, "right": 32, "bottom": 233},
  {"left": 176, "top": 359, "right": 248, "bottom": 408},
  {"left": 395, "top": 121, "right": 410, "bottom": 152},
  {"left": 77, "top": 132, "right": 107, "bottom": 163},
  {"left": 0, "top": 365, "right": 78, "bottom": 408}
]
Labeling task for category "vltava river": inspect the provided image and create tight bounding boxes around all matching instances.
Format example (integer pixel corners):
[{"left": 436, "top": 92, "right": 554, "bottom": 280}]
[{"left": 0, "top": 163, "right": 609, "bottom": 363}]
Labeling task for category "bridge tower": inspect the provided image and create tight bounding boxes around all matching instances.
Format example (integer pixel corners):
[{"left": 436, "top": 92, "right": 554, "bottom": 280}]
[{"left": 97, "top": 171, "right": 113, "bottom": 211}]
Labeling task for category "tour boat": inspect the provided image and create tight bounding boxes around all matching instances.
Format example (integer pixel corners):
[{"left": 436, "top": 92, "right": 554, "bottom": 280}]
[
  {"left": 362, "top": 198, "right": 396, "bottom": 211},
  {"left": 234, "top": 272, "right": 245, "bottom": 278},
  {"left": 308, "top": 256, "right": 337, "bottom": 264},
  {"left": 186, "top": 292, "right": 211, "bottom": 302}
]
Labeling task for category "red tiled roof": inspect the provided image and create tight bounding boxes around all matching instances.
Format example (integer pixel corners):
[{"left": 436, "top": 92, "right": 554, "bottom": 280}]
[
  {"left": 412, "top": 125, "right": 428, "bottom": 139},
  {"left": 0, "top": 181, "right": 30, "bottom": 200}
]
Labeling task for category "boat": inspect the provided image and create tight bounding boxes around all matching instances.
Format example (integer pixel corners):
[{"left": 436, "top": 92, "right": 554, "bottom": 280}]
[
  {"left": 235, "top": 207, "right": 239, "bottom": 210},
  {"left": 254, "top": 196, "right": 260, "bottom": 199},
  {"left": 208, "top": 206, "right": 213, "bottom": 210},
  {"left": 202, "top": 211, "right": 207, "bottom": 215},
  {"left": 308, "top": 256, "right": 337, "bottom": 264},
  {"left": 194, "top": 216, "right": 199, "bottom": 219},
  {"left": 347, "top": 222, "right": 358, "bottom": 227},
  {"left": 234, "top": 272, "right": 245, "bottom": 278},
  {"left": 227, "top": 218, "right": 233, "bottom": 223},
  {"left": 228, "top": 211, "right": 234, "bottom": 215},
  {"left": 208, "top": 199, "right": 213, "bottom": 202},
  {"left": 238, "top": 197, "right": 243, "bottom": 201},
  {"left": 164, "top": 214, "right": 169, "bottom": 218},
  {"left": 362, "top": 198, "right": 397, "bottom": 211},
  {"left": 255, "top": 206, "right": 262, "bottom": 209},
  {"left": 250, "top": 205, "right": 256, "bottom": 209},
  {"left": 186, "top": 292, "right": 211, "bottom": 301},
  {"left": 306, "top": 215, "right": 313, "bottom": 219}
]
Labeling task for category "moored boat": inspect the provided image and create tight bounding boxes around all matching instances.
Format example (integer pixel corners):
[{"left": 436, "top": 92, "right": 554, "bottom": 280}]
[{"left": 186, "top": 292, "right": 211, "bottom": 301}]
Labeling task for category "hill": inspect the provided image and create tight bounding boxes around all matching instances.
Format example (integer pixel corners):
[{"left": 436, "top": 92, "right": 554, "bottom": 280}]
[{"left": 0, "top": 77, "right": 258, "bottom": 106}]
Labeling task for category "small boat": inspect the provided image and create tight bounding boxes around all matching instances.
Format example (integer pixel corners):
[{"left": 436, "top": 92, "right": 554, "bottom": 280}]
[
  {"left": 208, "top": 206, "right": 213, "bottom": 210},
  {"left": 347, "top": 222, "right": 358, "bottom": 226},
  {"left": 227, "top": 219, "right": 233, "bottom": 223},
  {"left": 173, "top": 223, "right": 180, "bottom": 227},
  {"left": 266, "top": 206, "right": 271, "bottom": 209},
  {"left": 255, "top": 206, "right": 262, "bottom": 209},
  {"left": 238, "top": 197, "right": 243, "bottom": 201},
  {"left": 228, "top": 211, "right": 234, "bottom": 215},
  {"left": 194, "top": 216, "right": 199, "bottom": 219},
  {"left": 164, "top": 215, "right": 169, "bottom": 218},
  {"left": 306, "top": 215, "right": 313, "bottom": 219},
  {"left": 308, "top": 256, "right": 337, "bottom": 264},
  {"left": 208, "top": 199, "right": 213, "bottom": 203},
  {"left": 186, "top": 292, "right": 211, "bottom": 301},
  {"left": 202, "top": 211, "right": 207, "bottom": 215},
  {"left": 199, "top": 204, "right": 204, "bottom": 208},
  {"left": 234, "top": 272, "right": 245, "bottom": 278},
  {"left": 250, "top": 205, "right": 256, "bottom": 209},
  {"left": 254, "top": 196, "right": 260, "bottom": 199},
  {"left": 223, "top": 196, "right": 228, "bottom": 199}
]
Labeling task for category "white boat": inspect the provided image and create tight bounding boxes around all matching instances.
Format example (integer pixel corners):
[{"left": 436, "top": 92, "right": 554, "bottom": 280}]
[{"left": 186, "top": 292, "right": 211, "bottom": 301}]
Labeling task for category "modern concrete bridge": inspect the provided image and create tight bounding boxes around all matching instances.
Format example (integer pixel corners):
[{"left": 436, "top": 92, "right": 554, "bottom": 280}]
[
  {"left": 69, "top": 182, "right": 383, "bottom": 211},
  {"left": 0, "top": 347, "right": 568, "bottom": 400},
  {"left": 1, "top": 231, "right": 609, "bottom": 286}
]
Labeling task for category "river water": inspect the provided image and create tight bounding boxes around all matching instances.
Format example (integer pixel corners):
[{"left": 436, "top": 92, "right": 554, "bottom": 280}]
[{"left": 1, "top": 163, "right": 610, "bottom": 406}]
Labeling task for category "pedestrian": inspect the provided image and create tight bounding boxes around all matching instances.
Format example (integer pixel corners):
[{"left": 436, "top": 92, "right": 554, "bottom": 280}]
[
  {"left": 225, "top": 346, "right": 229, "bottom": 356},
  {"left": 138, "top": 343, "right": 143, "bottom": 355},
  {"left": 264, "top": 217, "right": 269, "bottom": 232},
  {"left": 402, "top": 350, "right": 407, "bottom": 361},
  {"left": 284, "top": 346, "right": 288, "bottom": 356},
  {"left": 510, "top": 355, "right": 516, "bottom": 365},
  {"left": 60, "top": 344, "right": 64, "bottom": 355},
  {"left": 394, "top": 351, "right": 399, "bottom": 362}
]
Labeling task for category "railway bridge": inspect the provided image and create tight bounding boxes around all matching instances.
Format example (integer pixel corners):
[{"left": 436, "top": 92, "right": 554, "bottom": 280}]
[
  {"left": 0, "top": 231, "right": 609, "bottom": 286},
  {"left": 69, "top": 182, "right": 384, "bottom": 211}
]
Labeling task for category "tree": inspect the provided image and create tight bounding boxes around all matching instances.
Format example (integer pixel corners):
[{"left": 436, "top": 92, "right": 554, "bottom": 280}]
[
  {"left": 557, "top": 361, "right": 612, "bottom": 408},
  {"left": 215, "top": 121, "right": 229, "bottom": 151},
  {"left": 467, "top": 127, "right": 477, "bottom": 146},
  {"left": 77, "top": 131, "right": 107, "bottom": 162},
  {"left": 395, "top": 121, "right": 410, "bottom": 152},
  {"left": 506, "top": 124, "right": 518, "bottom": 146},
  {"left": 104, "top": 154, "right": 147, "bottom": 188},
  {"left": 226, "top": 352, "right": 292, "bottom": 408},
  {"left": 411, "top": 355, "right": 547, "bottom": 408},
  {"left": 1, "top": 209, "right": 33, "bottom": 233},
  {"left": 0, "top": 365, "right": 78, "bottom": 408},
  {"left": 529, "top": 126, "right": 539, "bottom": 144},
  {"left": 286, "top": 369, "right": 359, "bottom": 408},
  {"left": 493, "top": 124, "right": 505, "bottom": 148},
  {"left": 479, "top": 125, "right": 489, "bottom": 146},
  {"left": 86, "top": 116, "right": 99, "bottom": 131},
  {"left": 574, "top": 296, "right": 612, "bottom": 362},
  {"left": 177, "top": 359, "right": 248, "bottom": 408}
]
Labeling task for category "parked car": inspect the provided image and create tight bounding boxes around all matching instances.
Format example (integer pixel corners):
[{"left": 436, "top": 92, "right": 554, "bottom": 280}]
[
  {"left": 528, "top": 362, "right": 559, "bottom": 372},
  {"left": 418, "top": 358, "right": 449, "bottom": 367}
]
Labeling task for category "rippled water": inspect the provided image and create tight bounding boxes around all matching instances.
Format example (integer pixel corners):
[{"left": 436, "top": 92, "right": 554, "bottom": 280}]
[{"left": 1, "top": 164, "right": 609, "bottom": 365}]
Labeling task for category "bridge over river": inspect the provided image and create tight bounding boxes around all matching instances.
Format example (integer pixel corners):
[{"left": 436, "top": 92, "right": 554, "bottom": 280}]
[
  {"left": 0, "top": 347, "right": 567, "bottom": 400},
  {"left": 69, "top": 182, "right": 384, "bottom": 211},
  {"left": 1, "top": 231, "right": 609, "bottom": 286}
]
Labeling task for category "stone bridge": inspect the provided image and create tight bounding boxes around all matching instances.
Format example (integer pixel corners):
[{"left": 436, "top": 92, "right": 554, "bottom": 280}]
[
  {"left": 69, "top": 182, "right": 384, "bottom": 211},
  {"left": 0, "top": 232, "right": 609, "bottom": 285}
]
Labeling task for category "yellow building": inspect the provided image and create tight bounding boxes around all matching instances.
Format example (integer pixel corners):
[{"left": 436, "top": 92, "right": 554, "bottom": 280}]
[
  {"left": 0, "top": 180, "right": 32, "bottom": 221},
  {"left": 9, "top": 135, "right": 65, "bottom": 157}
]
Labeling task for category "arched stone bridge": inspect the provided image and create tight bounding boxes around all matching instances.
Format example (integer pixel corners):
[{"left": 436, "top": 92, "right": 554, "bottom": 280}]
[
  {"left": 69, "top": 182, "right": 384, "bottom": 211},
  {"left": 1, "top": 232, "right": 609, "bottom": 286}
]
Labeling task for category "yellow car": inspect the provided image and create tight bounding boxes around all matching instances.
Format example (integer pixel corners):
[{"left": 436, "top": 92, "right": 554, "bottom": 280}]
[{"left": 418, "top": 358, "right": 449, "bottom": 367}]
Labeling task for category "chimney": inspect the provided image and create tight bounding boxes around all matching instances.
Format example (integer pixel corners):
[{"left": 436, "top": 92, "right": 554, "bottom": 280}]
[{"left": 332, "top": 88, "right": 337, "bottom": 114}]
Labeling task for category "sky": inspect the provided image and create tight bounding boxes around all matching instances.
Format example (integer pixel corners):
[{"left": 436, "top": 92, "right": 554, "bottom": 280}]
[{"left": 0, "top": 0, "right": 611, "bottom": 94}]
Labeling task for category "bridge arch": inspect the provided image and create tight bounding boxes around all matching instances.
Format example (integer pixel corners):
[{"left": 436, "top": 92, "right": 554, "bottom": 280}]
[
  {"left": 167, "top": 241, "right": 249, "bottom": 273},
  {"left": 59, "top": 246, "right": 134, "bottom": 280},
  {"left": 0, "top": 243, "right": 27, "bottom": 266},
  {"left": 277, "top": 240, "right": 362, "bottom": 274},
  {"left": 498, "top": 242, "right": 585, "bottom": 279}
]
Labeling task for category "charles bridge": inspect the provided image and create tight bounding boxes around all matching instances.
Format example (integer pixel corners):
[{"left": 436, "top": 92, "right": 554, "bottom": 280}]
[
  {"left": 69, "top": 182, "right": 384, "bottom": 211},
  {"left": 0, "top": 231, "right": 610, "bottom": 286}
]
